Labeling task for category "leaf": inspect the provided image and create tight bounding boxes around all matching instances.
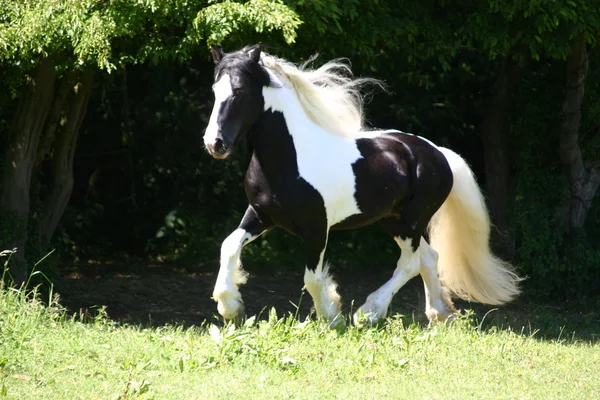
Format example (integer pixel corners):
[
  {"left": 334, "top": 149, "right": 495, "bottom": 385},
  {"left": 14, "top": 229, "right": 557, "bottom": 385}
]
[
  {"left": 396, "top": 358, "right": 410, "bottom": 368},
  {"left": 281, "top": 356, "right": 296, "bottom": 365},
  {"left": 244, "top": 315, "right": 256, "bottom": 328},
  {"left": 208, "top": 324, "right": 221, "bottom": 344},
  {"left": 0, "top": 249, "right": 16, "bottom": 257},
  {"left": 137, "top": 379, "right": 151, "bottom": 395},
  {"left": 193, "top": 0, "right": 302, "bottom": 46}
]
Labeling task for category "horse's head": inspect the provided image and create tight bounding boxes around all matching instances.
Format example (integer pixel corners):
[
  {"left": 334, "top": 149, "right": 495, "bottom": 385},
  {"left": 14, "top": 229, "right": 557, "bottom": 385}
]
[{"left": 204, "top": 44, "right": 270, "bottom": 159}]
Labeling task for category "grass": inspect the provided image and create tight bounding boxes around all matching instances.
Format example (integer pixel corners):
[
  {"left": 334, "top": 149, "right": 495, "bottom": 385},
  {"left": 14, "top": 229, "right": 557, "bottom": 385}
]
[{"left": 1, "top": 280, "right": 599, "bottom": 400}]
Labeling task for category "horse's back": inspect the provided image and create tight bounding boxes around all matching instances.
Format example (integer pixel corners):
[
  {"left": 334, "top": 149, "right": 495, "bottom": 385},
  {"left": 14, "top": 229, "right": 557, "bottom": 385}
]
[{"left": 379, "top": 131, "right": 452, "bottom": 192}]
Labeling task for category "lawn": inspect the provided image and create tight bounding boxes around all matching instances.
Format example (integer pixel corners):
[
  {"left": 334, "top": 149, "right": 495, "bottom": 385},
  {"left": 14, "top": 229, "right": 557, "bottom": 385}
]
[{"left": 1, "top": 281, "right": 599, "bottom": 400}]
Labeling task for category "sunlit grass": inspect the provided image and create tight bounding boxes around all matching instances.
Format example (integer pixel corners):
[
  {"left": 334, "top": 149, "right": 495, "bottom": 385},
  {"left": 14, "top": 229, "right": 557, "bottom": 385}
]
[{"left": 1, "top": 280, "right": 599, "bottom": 400}]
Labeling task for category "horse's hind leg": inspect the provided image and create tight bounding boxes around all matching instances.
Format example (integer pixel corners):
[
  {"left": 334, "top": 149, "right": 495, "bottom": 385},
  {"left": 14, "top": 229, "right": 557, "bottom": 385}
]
[
  {"left": 213, "top": 206, "right": 271, "bottom": 323},
  {"left": 353, "top": 220, "right": 421, "bottom": 326},
  {"left": 419, "top": 237, "right": 456, "bottom": 323}
]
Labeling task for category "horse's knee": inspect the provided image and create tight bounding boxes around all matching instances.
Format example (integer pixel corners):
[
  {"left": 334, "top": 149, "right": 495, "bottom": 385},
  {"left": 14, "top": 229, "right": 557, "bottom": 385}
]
[{"left": 400, "top": 255, "right": 420, "bottom": 278}]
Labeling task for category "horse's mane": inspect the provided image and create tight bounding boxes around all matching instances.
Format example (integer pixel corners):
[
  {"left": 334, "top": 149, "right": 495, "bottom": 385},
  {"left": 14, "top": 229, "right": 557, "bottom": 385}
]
[{"left": 260, "top": 53, "right": 385, "bottom": 138}]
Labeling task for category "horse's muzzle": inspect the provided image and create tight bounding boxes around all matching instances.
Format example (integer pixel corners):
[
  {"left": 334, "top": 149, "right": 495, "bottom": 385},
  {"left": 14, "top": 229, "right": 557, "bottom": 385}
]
[{"left": 206, "top": 138, "right": 230, "bottom": 159}]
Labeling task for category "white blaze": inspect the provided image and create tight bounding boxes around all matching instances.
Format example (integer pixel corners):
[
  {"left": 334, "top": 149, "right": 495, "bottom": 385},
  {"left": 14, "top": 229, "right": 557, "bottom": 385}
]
[{"left": 204, "top": 74, "right": 232, "bottom": 146}]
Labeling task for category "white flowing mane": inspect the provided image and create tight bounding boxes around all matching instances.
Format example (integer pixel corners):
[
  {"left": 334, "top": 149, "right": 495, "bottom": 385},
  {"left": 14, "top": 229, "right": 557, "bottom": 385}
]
[{"left": 260, "top": 53, "right": 385, "bottom": 138}]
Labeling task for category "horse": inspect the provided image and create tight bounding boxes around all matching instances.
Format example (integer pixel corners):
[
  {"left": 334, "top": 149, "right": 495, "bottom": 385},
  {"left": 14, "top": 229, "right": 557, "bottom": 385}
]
[{"left": 203, "top": 44, "right": 521, "bottom": 327}]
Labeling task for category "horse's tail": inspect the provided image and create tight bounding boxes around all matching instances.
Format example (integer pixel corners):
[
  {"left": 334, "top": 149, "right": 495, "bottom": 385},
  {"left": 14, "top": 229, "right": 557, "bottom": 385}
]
[{"left": 427, "top": 147, "right": 522, "bottom": 305}]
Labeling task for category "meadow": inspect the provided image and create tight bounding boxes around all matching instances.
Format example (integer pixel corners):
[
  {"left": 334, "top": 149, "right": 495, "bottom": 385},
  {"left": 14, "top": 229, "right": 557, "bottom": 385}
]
[{"left": 1, "top": 280, "right": 599, "bottom": 400}]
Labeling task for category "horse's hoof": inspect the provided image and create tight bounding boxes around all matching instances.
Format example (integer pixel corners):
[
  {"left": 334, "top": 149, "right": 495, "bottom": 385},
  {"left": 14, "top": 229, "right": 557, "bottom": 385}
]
[
  {"left": 228, "top": 302, "right": 246, "bottom": 327},
  {"left": 329, "top": 314, "right": 346, "bottom": 330},
  {"left": 426, "top": 308, "right": 457, "bottom": 325},
  {"left": 353, "top": 309, "right": 380, "bottom": 328},
  {"left": 226, "top": 314, "right": 245, "bottom": 327},
  {"left": 218, "top": 297, "right": 245, "bottom": 324}
]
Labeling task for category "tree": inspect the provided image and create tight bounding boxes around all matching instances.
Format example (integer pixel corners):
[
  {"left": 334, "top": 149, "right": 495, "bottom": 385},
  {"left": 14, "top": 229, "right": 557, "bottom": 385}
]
[
  {"left": 386, "top": 0, "right": 600, "bottom": 251},
  {"left": 0, "top": 0, "right": 301, "bottom": 281},
  {"left": 559, "top": 36, "right": 600, "bottom": 230}
]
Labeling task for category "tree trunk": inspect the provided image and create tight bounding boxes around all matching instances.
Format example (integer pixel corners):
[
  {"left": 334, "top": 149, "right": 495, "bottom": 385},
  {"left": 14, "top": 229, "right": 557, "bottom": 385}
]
[
  {"left": 38, "top": 72, "right": 94, "bottom": 243},
  {"left": 0, "top": 58, "right": 55, "bottom": 281},
  {"left": 480, "top": 55, "right": 521, "bottom": 258},
  {"left": 28, "top": 71, "right": 76, "bottom": 227},
  {"left": 558, "top": 36, "right": 600, "bottom": 230},
  {"left": 35, "top": 71, "right": 75, "bottom": 166}
]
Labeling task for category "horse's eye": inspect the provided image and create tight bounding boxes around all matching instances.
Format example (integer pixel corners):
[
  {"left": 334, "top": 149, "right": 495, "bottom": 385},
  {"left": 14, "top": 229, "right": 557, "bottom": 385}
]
[{"left": 233, "top": 89, "right": 243, "bottom": 96}]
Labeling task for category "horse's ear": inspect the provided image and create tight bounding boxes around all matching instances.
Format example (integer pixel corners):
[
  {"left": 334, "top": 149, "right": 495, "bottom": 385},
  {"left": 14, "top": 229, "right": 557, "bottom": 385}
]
[
  {"left": 211, "top": 45, "right": 224, "bottom": 65},
  {"left": 249, "top": 44, "right": 262, "bottom": 63}
]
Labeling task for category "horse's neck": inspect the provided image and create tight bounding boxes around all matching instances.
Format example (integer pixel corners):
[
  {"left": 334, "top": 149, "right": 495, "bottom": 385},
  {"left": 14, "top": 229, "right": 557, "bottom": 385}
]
[
  {"left": 247, "top": 90, "right": 308, "bottom": 179},
  {"left": 263, "top": 86, "right": 312, "bottom": 128},
  {"left": 261, "top": 86, "right": 341, "bottom": 150},
  {"left": 249, "top": 110, "right": 300, "bottom": 181}
]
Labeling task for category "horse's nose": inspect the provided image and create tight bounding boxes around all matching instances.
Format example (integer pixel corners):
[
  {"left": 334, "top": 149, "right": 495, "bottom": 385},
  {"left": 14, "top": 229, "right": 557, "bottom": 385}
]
[{"left": 206, "top": 138, "right": 227, "bottom": 157}]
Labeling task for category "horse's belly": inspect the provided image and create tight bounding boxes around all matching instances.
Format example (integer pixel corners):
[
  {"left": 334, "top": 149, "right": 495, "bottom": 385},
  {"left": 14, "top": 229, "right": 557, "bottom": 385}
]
[{"left": 330, "top": 212, "right": 385, "bottom": 231}]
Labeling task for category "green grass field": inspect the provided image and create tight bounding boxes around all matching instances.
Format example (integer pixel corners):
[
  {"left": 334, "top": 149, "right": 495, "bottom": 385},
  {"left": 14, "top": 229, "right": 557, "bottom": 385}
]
[{"left": 1, "top": 282, "right": 599, "bottom": 400}]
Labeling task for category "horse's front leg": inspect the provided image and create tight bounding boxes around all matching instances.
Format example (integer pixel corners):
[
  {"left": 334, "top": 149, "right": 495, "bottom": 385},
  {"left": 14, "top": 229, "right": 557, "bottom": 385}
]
[
  {"left": 302, "top": 227, "right": 343, "bottom": 327},
  {"left": 213, "top": 206, "right": 271, "bottom": 323}
]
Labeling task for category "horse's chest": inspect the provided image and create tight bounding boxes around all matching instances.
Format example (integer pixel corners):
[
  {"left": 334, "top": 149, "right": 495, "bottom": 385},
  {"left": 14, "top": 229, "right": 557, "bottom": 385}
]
[
  {"left": 245, "top": 140, "right": 363, "bottom": 230},
  {"left": 293, "top": 140, "right": 362, "bottom": 226}
]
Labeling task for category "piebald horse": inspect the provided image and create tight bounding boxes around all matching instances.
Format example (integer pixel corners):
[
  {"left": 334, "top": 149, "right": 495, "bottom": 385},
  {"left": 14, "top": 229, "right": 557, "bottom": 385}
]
[{"left": 203, "top": 44, "right": 521, "bottom": 326}]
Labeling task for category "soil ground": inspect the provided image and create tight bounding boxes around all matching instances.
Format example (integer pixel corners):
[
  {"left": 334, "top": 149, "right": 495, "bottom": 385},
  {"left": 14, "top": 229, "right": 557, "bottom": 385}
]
[
  {"left": 56, "top": 260, "right": 599, "bottom": 342},
  {"left": 57, "top": 260, "right": 430, "bottom": 326}
]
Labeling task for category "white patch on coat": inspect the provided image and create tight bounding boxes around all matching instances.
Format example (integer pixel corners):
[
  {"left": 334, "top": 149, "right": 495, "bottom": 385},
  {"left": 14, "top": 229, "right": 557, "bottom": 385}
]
[
  {"left": 204, "top": 74, "right": 232, "bottom": 147},
  {"left": 419, "top": 237, "right": 456, "bottom": 322},
  {"left": 262, "top": 85, "right": 364, "bottom": 226},
  {"left": 304, "top": 262, "right": 343, "bottom": 327},
  {"left": 213, "top": 227, "right": 258, "bottom": 320}
]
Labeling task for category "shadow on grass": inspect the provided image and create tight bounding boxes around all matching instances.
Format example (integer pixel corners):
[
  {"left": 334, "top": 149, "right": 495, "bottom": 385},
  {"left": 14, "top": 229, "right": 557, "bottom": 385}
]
[
  {"left": 54, "top": 260, "right": 600, "bottom": 343},
  {"left": 457, "top": 299, "right": 600, "bottom": 343}
]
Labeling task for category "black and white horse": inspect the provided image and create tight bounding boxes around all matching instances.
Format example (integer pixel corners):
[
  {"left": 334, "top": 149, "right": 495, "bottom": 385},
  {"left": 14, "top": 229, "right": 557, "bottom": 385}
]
[{"left": 203, "top": 44, "right": 521, "bottom": 327}]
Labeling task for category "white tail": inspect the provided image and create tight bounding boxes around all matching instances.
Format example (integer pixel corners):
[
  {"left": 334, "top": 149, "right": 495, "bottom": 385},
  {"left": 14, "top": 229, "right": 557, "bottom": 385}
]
[{"left": 427, "top": 147, "right": 522, "bottom": 304}]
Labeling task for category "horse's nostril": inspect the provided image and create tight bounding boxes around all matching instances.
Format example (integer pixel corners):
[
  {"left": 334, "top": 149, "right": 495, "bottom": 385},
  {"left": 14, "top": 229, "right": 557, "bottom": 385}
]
[{"left": 213, "top": 139, "right": 228, "bottom": 154}]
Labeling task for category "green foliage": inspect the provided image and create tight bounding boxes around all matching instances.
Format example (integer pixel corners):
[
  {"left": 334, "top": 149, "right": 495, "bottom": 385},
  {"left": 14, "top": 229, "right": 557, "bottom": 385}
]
[
  {"left": 0, "top": 0, "right": 118, "bottom": 71},
  {"left": 0, "top": 249, "right": 16, "bottom": 281},
  {"left": 194, "top": 0, "right": 302, "bottom": 46},
  {"left": 508, "top": 60, "right": 600, "bottom": 300},
  {"left": 53, "top": 203, "right": 107, "bottom": 263},
  {"left": 485, "top": 0, "right": 599, "bottom": 59},
  {"left": 1, "top": 210, "right": 60, "bottom": 283},
  {"left": 0, "top": 0, "right": 302, "bottom": 73}
]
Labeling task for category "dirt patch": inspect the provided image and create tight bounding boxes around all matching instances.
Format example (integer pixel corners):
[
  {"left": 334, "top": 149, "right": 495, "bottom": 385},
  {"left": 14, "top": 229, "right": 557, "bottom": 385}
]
[
  {"left": 55, "top": 260, "right": 600, "bottom": 342},
  {"left": 57, "top": 261, "right": 429, "bottom": 327}
]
